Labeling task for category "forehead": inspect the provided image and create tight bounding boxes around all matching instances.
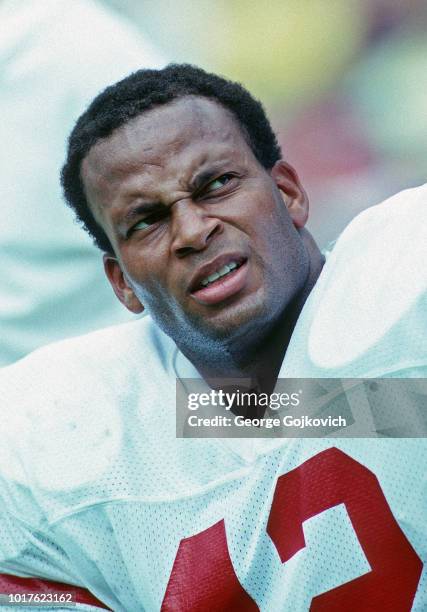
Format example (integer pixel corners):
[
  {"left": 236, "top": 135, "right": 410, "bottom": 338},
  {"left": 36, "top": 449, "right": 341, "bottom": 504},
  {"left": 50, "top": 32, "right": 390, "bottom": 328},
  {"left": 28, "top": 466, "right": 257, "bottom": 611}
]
[{"left": 81, "top": 97, "right": 252, "bottom": 202}]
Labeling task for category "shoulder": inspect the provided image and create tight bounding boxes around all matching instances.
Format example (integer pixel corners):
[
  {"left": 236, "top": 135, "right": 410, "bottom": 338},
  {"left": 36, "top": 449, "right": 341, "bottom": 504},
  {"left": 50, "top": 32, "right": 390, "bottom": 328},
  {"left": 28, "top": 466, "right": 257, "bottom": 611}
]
[
  {"left": 0, "top": 316, "right": 173, "bottom": 388},
  {"left": 320, "top": 183, "right": 426, "bottom": 301},
  {"left": 0, "top": 316, "right": 176, "bottom": 436},
  {"left": 0, "top": 317, "right": 177, "bottom": 506},
  {"left": 333, "top": 183, "right": 427, "bottom": 250},
  {"left": 286, "top": 185, "right": 427, "bottom": 377}
]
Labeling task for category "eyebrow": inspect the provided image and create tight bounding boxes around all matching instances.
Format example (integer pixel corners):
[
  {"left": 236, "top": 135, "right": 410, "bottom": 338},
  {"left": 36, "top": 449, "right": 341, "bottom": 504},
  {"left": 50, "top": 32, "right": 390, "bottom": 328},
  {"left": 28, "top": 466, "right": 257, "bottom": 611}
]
[
  {"left": 190, "top": 164, "right": 229, "bottom": 192},
  {"left": 122, "top": 201, "right": 164, "bottom": 223},
  {"left": 118, "top": 162, "right": 231, "bottom": 228}
]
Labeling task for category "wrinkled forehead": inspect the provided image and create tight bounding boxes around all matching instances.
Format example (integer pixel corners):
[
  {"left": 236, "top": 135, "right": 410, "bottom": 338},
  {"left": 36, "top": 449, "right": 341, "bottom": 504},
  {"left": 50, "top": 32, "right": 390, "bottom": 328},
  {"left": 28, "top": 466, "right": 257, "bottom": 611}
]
[{"left": 81, "top": 96, "right": 250, "bottom": 188}]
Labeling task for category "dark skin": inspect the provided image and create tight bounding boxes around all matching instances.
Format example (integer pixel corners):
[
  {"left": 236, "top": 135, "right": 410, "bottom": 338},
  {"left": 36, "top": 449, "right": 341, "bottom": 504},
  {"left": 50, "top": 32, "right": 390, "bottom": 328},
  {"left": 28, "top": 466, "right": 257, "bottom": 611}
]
[{"left": 81, "top": 96, "right": 324, "bottom": 399}]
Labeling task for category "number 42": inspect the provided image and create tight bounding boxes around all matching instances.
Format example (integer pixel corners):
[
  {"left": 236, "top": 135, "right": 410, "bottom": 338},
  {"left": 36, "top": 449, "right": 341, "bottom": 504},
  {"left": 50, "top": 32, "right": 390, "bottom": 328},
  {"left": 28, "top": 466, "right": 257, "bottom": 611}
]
[{"left": 162, "top": 448, "right": 423, "bottom": 611}]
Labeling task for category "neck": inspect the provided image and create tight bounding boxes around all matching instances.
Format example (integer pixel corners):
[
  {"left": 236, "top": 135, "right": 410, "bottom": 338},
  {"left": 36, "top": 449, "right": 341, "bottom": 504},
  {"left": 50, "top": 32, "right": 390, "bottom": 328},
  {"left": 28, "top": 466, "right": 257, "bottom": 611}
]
[{"left": 178, "top": 230, "right": 324, "bottom": 393}]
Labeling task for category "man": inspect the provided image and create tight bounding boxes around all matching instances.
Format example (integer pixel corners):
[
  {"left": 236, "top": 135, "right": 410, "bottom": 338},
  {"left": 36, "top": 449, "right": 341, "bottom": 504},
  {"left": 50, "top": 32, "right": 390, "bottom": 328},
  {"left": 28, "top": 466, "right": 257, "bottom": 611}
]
[{"left": 0, "top": 65, "right": 425, "bottom": 610}]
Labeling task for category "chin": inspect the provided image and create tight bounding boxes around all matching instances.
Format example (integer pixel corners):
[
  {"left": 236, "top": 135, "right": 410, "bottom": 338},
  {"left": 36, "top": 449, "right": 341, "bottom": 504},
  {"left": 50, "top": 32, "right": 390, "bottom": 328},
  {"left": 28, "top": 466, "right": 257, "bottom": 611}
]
[
  {"left": 151, "top": 288, "right": 274, "bottom": 350},
  {"left": 197, "top": 293, "right": 271, "bottom": 340}
]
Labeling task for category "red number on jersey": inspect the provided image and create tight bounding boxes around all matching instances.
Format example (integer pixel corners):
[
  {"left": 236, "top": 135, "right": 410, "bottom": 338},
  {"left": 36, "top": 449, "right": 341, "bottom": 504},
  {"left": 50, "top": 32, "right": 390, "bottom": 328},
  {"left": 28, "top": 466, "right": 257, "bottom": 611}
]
[
  {"left": 163, "top": 448, "right": 423, "bottom": 610},
  {"left": 267, "top": 447, "right": 423, "bottom": 611},
  {"left": 161, "top": 519, "right": 258, "bottom": 611}
]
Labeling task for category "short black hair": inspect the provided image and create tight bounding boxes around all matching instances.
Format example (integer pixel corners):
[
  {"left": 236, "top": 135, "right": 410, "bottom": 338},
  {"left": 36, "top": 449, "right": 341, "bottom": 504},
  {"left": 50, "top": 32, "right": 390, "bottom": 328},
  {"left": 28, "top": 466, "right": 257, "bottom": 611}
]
[{"left": 61, "top": 63, "right": 282, "bottom": 253}]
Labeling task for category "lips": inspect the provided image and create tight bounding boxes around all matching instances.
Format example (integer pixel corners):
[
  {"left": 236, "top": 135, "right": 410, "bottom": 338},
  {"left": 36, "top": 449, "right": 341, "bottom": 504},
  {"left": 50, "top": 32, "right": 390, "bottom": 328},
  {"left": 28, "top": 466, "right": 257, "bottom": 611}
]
[
  {"left": 200, "top": 260, "right": 241, "bottom": 287},
  {"left": 189, "top": 254, "right": 249, "bottom": 306},
  {"left": 188, "top": 254, "right": 247, "bottom": 293}
]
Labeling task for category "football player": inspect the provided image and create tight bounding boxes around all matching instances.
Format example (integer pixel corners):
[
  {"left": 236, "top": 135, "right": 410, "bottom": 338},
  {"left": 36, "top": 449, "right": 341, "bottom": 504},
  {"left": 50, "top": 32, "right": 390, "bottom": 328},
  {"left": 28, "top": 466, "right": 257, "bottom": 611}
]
[{"left": 0, "top": 64, "right": 425, "bottom": 610}]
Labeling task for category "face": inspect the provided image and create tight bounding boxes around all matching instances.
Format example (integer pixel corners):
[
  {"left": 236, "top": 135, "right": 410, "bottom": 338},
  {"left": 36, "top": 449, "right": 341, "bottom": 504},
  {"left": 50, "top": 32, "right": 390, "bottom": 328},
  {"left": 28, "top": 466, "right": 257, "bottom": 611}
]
[{"left": 81, "top": 97, "right": 310, "bottom": 348}]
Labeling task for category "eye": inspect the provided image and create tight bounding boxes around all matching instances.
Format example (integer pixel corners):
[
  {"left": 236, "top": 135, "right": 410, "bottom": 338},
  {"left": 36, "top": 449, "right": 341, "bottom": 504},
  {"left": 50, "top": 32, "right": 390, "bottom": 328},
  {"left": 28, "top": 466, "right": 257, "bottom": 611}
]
[
  {"left": 204, "top": 174, "right": 234, "bottom": 193},
  {"left": 129, "top": 210, "right": 168, "bottom": 235}
]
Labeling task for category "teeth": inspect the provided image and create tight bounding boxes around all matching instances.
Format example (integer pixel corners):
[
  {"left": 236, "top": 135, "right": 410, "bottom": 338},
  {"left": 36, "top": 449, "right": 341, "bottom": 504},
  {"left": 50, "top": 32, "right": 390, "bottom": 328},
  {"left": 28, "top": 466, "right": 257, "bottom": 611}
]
[
  {"left": 218, "top": 265, "right": 231, "bottom": 276},
  {"left": 200, "top": 260, "right": 240, "bottom": 288},
  {"left": 207, "top": 272, "right": 220, "bottom": 282}
]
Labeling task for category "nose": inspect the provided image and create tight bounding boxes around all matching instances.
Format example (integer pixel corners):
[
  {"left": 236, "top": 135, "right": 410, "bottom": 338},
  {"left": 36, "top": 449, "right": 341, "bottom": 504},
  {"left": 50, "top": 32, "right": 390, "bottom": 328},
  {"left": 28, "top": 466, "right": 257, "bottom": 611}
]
[{"left": 171, "top": 199, "right": 223, "bottom": 257}]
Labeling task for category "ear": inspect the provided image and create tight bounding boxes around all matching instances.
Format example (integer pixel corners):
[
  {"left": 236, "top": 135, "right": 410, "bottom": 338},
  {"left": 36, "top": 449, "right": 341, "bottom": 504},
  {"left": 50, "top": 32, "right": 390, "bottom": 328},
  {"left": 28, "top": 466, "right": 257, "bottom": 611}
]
[
  {"left": 103, "top": 255, "right": 145, "bottom": 314},
  {"left": 270, "top": 160, "right": 309, "bottom": 228}
]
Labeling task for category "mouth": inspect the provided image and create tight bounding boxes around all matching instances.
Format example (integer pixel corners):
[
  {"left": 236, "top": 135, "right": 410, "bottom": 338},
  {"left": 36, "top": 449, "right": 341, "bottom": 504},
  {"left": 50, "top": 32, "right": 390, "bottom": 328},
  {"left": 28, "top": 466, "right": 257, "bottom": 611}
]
[{"left": 189, "top": 255, "right": 248, "bottom": 306}]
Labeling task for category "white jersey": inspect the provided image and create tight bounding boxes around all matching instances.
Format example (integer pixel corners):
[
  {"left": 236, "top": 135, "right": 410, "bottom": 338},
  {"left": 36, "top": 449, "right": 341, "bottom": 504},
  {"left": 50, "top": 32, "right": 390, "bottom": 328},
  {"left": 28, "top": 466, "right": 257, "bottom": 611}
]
[
  {"left": 0, "top": 186, "right": 426, "bottom": 610},
  {"left": 282, "top": 183, "right": 427, "bottom": 379}
]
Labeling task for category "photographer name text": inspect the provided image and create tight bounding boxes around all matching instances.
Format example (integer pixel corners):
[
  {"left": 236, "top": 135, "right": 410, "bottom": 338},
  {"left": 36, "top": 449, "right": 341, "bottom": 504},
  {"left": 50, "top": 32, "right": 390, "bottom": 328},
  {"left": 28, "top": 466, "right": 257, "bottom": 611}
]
[{"left": 187, "top": 414, "right": 347, "bottom": 429}]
